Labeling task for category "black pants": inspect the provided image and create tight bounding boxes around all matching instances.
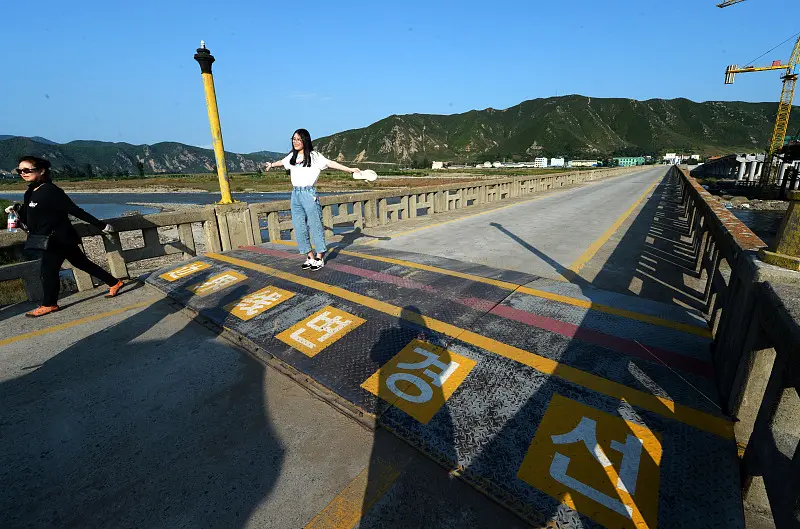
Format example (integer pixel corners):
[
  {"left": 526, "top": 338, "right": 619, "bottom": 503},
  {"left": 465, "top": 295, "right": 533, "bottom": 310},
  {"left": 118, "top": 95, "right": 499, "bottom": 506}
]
[{"left": 40, "top": 240, "right": 117, "bottom": 306}]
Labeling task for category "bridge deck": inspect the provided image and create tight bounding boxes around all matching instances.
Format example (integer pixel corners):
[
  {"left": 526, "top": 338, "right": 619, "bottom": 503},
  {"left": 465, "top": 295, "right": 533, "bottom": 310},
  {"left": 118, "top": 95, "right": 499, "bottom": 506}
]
[{"left": 145, "top": 241, "right": 744, "bottom": 528}]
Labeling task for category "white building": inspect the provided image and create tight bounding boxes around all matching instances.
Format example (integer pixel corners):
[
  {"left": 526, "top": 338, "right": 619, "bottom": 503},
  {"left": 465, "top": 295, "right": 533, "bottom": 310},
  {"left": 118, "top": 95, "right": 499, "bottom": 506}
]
[
  {"left": 568, "top": 160, "right": 599, "bottom": 168},
  {"left": 549, "top": 157, "right": 565, "bottom": 167},
  {"left": 534, "top": 157, "right": 548, "bottom": 168},
  {"left": 663, "top": 153, "right": 700, "bottom": 164},
  {"left": 431, "top": 161, "right": 444, "bottom": 170},
  {"left": 492, "top": 161, "right": 503, "bottom": 168}
]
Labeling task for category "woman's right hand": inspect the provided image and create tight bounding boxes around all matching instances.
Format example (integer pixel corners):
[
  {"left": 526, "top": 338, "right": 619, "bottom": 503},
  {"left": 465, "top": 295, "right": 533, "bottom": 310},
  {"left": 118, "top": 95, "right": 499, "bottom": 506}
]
[
  {"left": 265, "top": 162, "right": 272, "bottom": 172},
  {"left": 4, "top": 204, "right": 17, "bottom": 214}
]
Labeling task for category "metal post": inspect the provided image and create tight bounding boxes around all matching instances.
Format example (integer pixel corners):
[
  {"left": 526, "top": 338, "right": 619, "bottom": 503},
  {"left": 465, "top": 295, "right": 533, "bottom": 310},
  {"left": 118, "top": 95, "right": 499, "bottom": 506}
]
[{"left": 194, "top": 41, "right": 233, "bottom": 204}]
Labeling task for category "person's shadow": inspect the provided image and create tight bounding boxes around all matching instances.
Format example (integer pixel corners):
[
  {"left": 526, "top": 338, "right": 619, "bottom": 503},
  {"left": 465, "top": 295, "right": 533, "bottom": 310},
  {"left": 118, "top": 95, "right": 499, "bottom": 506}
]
[
  {"left": 357, "top": 305, "right": 460, "bottom": 527},
  {"left": 0, "top": 294, "right": 285, "bottom": 529},
  {"left": 326, "top": 227, "right": 391, "bottom": 261}
]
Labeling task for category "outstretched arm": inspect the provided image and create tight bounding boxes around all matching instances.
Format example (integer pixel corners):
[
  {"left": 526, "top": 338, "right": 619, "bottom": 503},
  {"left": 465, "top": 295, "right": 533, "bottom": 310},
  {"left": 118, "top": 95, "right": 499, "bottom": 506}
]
[
  {"left": 326, "top": 160, "right": 360, "bottom": 174},
  {"left": 265, "top": 160, "right": 285, "bottom": 171}
]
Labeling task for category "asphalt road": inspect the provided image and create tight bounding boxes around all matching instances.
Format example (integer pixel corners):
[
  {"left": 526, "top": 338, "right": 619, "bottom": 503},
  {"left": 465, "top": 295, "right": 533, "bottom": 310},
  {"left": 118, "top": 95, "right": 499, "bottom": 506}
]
[{"left": 370, "top": 166, "right": 666, "bottom": 279}]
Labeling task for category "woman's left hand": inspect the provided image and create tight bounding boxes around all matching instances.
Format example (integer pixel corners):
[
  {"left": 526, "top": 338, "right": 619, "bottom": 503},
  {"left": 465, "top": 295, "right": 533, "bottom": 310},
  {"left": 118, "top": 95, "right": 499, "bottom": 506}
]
[
  {"left": 351, "top": 168, "right": 361, "bottom": 174},
  {"left": 102, "top": 224, "right": 115, "bottom": 234}
]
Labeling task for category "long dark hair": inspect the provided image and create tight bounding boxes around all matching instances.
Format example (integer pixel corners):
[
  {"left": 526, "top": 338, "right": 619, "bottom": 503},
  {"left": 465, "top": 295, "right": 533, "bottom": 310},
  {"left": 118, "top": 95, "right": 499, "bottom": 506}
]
[
  {"left": 289, "top": 128, "right": 313, "bottom": 167},
  {"left": 18, "top": 155, "right": 52, "bottom": 181}
]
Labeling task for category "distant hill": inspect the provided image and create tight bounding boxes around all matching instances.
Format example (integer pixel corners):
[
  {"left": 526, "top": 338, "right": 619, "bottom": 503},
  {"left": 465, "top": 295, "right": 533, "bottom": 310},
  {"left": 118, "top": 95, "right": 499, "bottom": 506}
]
[
  {"left": 0, "top": 135, "right": 58, "bottom": 145},
  {"left": 314, "top": 95, "right": 800, "bottom": 163},
  {"left": 0, "top": 137, "right": 285, "bottom": 176},
  {"left": 4, "top": 94, "right": 797, "bottom": 173}
]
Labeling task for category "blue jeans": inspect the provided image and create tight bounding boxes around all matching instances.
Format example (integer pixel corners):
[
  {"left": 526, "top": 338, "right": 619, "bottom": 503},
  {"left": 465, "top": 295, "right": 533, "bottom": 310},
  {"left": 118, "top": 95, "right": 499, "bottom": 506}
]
[{"left": 291, "top": 186, "right": 326, "bottom": 255}]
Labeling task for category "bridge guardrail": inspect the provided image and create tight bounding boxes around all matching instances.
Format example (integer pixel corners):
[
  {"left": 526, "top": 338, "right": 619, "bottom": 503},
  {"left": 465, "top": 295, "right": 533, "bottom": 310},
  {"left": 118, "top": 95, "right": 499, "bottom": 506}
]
[
  {"left": 234, "top": 168, "right": 638, "bottom": 247},
  {"left": 677, "top": 166, "right": 800, "bottom": 527},
  {"left": 736, "top": 282, "right": 800, "bottom": 528},
  {"left": 0, "top": 167, "right": 639, "bottom": 298},
  {"left": 0, "top": 207, "right": 222, "bottom": 296}
]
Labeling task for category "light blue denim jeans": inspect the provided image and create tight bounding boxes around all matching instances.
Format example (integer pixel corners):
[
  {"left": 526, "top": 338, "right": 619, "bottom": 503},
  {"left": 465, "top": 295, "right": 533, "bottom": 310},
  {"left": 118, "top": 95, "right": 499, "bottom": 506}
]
[{"left": 291, "top": 186, "right": 326, "bottom": 255}]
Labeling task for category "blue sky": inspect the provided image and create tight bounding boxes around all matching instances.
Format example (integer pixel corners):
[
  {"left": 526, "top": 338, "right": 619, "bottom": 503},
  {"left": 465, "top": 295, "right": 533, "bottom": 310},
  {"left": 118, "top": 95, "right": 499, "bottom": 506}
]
[{"left": 4, "top": 0, "right": 798, "bottom": 153}]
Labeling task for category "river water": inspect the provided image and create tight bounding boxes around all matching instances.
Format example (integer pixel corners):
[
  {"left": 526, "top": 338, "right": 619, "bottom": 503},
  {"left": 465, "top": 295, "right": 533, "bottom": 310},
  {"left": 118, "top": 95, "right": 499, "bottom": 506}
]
[{"left": 731, "top": 210, "right": 785, "bottom": 247}]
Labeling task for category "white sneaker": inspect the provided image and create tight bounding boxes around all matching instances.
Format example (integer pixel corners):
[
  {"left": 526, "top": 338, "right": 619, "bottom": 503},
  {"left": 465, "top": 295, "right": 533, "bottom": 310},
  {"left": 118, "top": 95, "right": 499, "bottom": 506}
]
[
  {"left": 301, "top": 257, "right": 314, "bottom": 270},
  {"left": 309, "top": 258, "right": 325, "bottom": 271}
]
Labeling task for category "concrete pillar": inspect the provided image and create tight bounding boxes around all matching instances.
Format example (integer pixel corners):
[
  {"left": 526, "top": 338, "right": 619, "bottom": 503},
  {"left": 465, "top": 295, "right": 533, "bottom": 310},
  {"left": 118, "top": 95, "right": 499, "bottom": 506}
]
[
  {"left": 738, "top": 161, "right": 746, "bottom": 181},
  {"left": 748, "top": 161, "right": 757, "bottom": 181},
  {"left": 755, "top": 162, "right": 763, "bottom": 179},
  {"left": 778, "top": 162, "right": 789, "bottom": 185},
  {"left": 759, "top": 191, "right": 800, "bottom": 270},
  {"left": 214, "top": 202, "right": 254, "bottom": 251}
]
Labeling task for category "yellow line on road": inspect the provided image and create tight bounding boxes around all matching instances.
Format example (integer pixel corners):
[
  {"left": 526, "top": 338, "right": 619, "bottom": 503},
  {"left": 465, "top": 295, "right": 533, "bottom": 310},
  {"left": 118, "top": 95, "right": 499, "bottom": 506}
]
[
  {"left": 567, "top": 177, "right": 662, "bottom": 273},
  {"left": 0, "top": 300, "right": 156, "bottom": 348},
  {"left": 514, "top": 286, "right": 711, "bottom": 338},
  {"left": 304, "top": 460, "right": 401, "bottom": 529},
  {"left": 207, "top": 252, "right": 733, "bottom": 439},
  {"left": 269, "top": 240, "right": 710, "bottom": 338}
]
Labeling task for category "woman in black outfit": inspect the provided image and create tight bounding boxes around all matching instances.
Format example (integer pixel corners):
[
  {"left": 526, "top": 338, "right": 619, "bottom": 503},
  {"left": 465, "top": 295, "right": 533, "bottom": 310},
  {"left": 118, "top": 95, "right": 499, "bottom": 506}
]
[{"left": 5, "top": 156, "right": 124, "bottom": 317}]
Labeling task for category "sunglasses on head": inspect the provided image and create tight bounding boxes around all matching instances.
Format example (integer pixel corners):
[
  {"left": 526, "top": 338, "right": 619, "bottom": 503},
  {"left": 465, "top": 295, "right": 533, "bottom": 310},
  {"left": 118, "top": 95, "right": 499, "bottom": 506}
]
[{"left": 15, "top": 168, "right": 39, "bottom": 175}]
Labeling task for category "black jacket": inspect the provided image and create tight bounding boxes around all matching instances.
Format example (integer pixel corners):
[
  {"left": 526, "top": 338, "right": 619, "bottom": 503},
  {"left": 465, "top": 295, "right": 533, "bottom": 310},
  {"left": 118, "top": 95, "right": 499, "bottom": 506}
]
[{"left": 18, "top": 181, "right": 106, "bottom": 245}]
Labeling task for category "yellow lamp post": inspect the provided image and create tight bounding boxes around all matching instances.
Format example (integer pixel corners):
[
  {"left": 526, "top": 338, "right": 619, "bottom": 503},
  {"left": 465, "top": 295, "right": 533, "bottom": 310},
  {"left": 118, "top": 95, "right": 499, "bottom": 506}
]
[{"left": 194, "top": 41, "right": 234, "bottom": 204}]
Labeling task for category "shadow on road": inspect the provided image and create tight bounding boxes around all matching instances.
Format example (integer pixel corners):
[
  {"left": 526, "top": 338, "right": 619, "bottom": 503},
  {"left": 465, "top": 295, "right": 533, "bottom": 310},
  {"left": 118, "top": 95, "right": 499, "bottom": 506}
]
[
  {"left": 586, "top": 173, "right": 708, "bottom": 312},
  {"left": 326, "top": 227, "right": 391, "bottom": 261},
  {"left": 0, "top": 288, "right": 285, "bottom": 529}
]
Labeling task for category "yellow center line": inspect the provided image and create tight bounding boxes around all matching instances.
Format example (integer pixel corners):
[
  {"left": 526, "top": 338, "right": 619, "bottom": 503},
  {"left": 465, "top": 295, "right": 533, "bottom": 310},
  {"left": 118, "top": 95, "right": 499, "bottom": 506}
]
[
  {"left": 206, "top": 252, "right": 733, "bottom": 440},
  {"left": 304, "top": 460, "right": 402, "bottom": 529},
  {"left": 0, "top": 300, "right": 157, "bottom": 348},
  {"left": 567, "top": 177, "right": 662, "bottom": 273},
  {"left": 268, "top": 240, "right": 711, "bottom": 338}
]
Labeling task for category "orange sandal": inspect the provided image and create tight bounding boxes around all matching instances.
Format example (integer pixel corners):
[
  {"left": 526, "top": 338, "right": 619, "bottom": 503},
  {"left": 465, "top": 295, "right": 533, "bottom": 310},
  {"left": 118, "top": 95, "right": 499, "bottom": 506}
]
[
  {"left": 25, "top": 305, "right": 60, "bottom": 318},
  {"left": 105, "top": 280, "right": 124, "bottom": 298}
]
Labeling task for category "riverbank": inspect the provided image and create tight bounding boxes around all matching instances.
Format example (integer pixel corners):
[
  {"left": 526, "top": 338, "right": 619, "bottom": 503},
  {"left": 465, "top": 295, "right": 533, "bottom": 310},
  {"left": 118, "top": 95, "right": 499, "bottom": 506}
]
[
  {"left": 0, "top": 173, "right": 496, "bottom": 194},
  {"left": 711, "top": 194, "right": 789, "bottom": 212}
]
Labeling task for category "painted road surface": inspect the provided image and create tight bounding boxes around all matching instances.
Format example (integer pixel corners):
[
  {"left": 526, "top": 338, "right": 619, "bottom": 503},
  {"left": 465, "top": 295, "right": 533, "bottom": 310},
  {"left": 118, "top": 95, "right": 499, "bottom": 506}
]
[
  {"left": 366, "top": 166, "right": 666, "bottom": 280},
  {"left": 0, "top": 284, "right": 524, "bottom": 529},
  {"left": 142, "top": 242, "right": 745, "bottom": 528}
]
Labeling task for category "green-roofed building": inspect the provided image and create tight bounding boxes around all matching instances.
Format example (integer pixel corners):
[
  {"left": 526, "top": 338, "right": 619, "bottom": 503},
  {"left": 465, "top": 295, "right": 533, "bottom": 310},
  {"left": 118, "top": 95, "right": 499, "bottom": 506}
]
[{"left": 614, "top": 156, "right": 645, "bottom": 167}]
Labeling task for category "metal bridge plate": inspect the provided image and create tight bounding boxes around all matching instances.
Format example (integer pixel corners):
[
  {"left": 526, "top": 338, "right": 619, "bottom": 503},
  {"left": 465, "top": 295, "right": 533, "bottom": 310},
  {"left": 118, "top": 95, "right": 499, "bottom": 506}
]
[{"left": 146, "top": 243, "right": 745, "bottom": 528}]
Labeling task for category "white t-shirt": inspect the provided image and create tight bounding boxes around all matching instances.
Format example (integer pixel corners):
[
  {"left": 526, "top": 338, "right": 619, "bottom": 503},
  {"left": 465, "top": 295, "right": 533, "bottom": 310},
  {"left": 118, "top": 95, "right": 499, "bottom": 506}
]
[{"left": 281, "top": 151, "right": 329, "bottom": 187}]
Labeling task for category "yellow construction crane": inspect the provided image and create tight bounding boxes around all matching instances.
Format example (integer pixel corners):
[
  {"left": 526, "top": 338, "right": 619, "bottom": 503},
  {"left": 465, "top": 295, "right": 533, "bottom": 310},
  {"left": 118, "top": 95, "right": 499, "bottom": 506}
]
[
  {"left": 725, "top": 34, "right": 800, "bottom": 186},
  {"left": 717, "top": 0, "right": 746, "bottom": 6}
]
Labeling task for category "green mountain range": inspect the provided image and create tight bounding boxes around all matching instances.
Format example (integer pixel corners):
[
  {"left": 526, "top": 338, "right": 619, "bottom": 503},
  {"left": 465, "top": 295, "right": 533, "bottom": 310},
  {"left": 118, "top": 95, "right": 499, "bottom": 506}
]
[
  {"left": 4, "top": 95, "right": 798, "bottom": 173},
  {"left": 314, "top": 95, "right": 799, "bottom": 163},
  {"left": 0, "top": 137, "right": 284, "bottom": 176}
]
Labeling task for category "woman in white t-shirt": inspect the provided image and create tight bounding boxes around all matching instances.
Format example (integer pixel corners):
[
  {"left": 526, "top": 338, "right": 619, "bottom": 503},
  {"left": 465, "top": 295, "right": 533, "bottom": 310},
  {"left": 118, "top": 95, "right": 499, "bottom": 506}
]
[{"left": 265, "top": 128, "right": 360, "bottom": 270}]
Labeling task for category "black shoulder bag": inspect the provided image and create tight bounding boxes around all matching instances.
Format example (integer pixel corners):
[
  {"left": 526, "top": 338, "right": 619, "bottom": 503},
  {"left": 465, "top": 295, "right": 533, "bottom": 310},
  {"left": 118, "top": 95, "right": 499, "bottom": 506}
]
[{"left": 24, "top": 232, "right": 53, "bottom": 251}]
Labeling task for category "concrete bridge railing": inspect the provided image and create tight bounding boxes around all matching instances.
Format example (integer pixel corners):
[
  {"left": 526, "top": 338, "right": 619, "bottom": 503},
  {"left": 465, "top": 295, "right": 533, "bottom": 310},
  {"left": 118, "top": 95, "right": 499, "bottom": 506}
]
[
  {"left": 0, "top": 166, "right": 640, "bottom": 297},
  {"left": 244, "top": 168, "right": 638, "bottom": 245},
  {"left": 0, "top": 207, "right": 223, "bottom": 299},
  {"left": 735, "top": 282, "right": 800, "bottom": 528},
  {"left": 676, "top": 166, "right": 800, "bottom": 527}
]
